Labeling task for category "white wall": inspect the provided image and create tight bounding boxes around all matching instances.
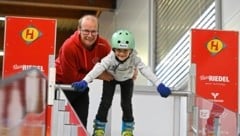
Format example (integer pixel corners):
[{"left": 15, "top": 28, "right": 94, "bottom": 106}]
[{"left": 222, "top": 0, "right": 240, "bottom": 30}]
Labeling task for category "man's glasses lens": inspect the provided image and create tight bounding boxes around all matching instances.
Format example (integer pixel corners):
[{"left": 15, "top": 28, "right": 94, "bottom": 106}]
[{"left": 81, "top": 29, "right": 98, "bottom": 35}]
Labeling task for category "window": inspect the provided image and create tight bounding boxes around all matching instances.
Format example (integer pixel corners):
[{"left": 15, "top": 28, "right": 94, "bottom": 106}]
[{"left": 155, "top": 1, "right": 216, "bottom": 88}]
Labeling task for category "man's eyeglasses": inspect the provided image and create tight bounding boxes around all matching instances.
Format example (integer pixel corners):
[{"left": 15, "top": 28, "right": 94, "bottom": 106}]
[{"left": 80, "top": 29, "right": 98, "bottom": 36}]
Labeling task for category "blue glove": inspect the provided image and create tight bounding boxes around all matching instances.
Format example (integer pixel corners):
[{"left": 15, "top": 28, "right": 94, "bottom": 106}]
[
  {"left": 157, "top": 83, "right": 171, "bottom": 98},
  {"left": 71, "top": 80, "right": 88, "bottom": 92}
]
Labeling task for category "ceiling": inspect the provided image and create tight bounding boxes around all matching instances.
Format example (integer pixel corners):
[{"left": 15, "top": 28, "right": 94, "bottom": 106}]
[{"left": 0, "top": 0, "right": 117, "bottom": 30}]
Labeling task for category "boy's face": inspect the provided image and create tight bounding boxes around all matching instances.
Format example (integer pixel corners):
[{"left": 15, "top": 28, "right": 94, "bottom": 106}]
[{"left": 114, "top": 48, "right": 132, "bottom": 61}]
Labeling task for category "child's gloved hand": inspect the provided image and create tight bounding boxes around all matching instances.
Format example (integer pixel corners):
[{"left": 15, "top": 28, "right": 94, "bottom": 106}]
[
  {"left": 157, "top": 83, "right": 171, "bottom": 98},
  {"left": 72, "top": 80, "right": 88, "bottom": 92}
]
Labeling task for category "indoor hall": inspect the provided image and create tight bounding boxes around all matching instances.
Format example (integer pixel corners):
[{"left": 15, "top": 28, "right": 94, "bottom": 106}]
[{"left": 0, "top": 0, "right": 239, "bottom": 136}]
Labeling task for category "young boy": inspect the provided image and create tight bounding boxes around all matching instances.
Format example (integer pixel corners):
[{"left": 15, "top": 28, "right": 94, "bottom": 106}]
[{"left": 72, "top": 29, "right": 172, "bottom": 136}]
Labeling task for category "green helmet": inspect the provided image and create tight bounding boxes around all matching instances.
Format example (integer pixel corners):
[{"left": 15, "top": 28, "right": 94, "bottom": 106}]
[{"left": 111, "top": 30, "right": 135, "bottom": 49}]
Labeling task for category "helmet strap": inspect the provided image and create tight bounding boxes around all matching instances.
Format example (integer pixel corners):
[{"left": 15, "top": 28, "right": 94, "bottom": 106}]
[{"left": 113, "top": 56, "right": 129, "bottom": 73}]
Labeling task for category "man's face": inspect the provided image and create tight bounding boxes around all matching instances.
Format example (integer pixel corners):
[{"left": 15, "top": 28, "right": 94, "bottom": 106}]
[{"left": 79, "top": 19, "right": 98, "bottom": 49}]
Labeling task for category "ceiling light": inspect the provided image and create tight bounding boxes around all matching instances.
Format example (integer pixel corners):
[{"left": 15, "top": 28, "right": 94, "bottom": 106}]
[{"left": 0, "top": 17, "right": 5, "bottom": 21}]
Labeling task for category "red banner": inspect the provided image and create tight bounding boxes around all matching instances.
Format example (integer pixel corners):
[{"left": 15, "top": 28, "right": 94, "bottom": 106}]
[
  {"left": 191, "top": 29, "right": 238, "bottom": 112},
  {"left": 2, "top": 16, "right": 56, "bottom": 78}
]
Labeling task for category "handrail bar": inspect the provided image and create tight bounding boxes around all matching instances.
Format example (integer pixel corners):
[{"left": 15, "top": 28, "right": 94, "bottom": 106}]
[
  {"left": 55, "top": 84, "right": 74, "bottom": 91},
  {"left": 55, "top": 84, "right": 192, "bottom": 97},
  {"left": 171, "top": 91, "right": 192, "bottom": 96}
]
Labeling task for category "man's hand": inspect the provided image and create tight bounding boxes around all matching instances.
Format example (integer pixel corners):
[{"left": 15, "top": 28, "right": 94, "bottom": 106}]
[
  {"left": 97, "top": 70, "right": 114, "bottom": 81},
  {"left": 132, "top": 68, "right": 138, "bottom": 80}
]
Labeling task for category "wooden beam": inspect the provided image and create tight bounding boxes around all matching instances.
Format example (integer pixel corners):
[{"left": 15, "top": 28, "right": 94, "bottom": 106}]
[
  {"left": 0, "top": 0, "right": 115, "bottom": 11},
  {"left": 0, "top": 0, "right": 116, "bottom": 19},
  {"left": 0, "top": 4, "right": 97, "bottom": 19},
  {"left": 0, "top": 0, "right": 116, "bottom": 9}
]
